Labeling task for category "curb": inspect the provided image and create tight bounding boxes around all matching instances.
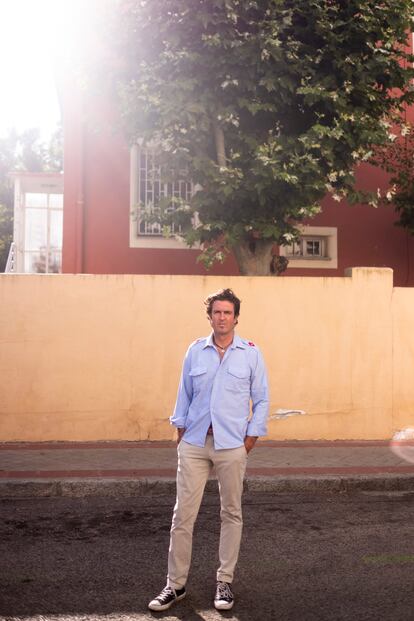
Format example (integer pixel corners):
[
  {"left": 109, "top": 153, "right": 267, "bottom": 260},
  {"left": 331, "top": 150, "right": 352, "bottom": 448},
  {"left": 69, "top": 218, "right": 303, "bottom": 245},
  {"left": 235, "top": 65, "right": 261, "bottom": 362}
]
[{"left": 1, "top": 474, "right": 414, "bottom": 498}]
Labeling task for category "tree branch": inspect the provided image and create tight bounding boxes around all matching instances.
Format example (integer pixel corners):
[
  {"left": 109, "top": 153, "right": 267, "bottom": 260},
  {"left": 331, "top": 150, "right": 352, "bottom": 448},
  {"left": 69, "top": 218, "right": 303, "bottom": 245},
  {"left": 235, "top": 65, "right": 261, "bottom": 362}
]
[{"left": 212, "top": 119, "right": 226, "bottom": 167}]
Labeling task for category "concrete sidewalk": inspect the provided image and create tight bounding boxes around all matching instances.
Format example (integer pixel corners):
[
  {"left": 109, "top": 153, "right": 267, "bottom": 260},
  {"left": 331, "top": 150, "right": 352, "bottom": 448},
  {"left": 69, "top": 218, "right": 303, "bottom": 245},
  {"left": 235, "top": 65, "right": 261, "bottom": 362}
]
[{"left": 1, "top": 439, "right": 414, "bottom": 497}]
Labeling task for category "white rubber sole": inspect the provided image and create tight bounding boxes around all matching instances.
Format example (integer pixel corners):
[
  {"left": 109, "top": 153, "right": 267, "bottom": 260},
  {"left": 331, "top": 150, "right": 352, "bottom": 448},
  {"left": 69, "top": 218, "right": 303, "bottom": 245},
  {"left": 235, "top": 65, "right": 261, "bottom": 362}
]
[
  {"left": 148, "top": 591, "right": 186, "bottom": 611},
  {"left": 214, "top": 599, "right": 234, "bottom": 610}
]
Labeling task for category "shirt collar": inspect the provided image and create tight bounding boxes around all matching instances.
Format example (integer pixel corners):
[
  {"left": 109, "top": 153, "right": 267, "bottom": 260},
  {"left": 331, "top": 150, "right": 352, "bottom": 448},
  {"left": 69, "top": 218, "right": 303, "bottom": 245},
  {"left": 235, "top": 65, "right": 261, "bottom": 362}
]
[
  {"left": 232, "top": 333, "right": 246, "bottom": 349},
  {"left": 203, "top": 332, "right": 246, "bottom": 349},
  {"left": 203, "top": 333, "right": 215, "bottom": 349}
]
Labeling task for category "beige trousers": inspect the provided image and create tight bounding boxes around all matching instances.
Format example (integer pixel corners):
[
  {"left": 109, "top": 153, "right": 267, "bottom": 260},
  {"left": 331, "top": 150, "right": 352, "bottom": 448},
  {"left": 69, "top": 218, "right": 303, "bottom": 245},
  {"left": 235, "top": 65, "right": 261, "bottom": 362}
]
[{"left": 167, "top": 435, "right": 248, "bottom": 589}]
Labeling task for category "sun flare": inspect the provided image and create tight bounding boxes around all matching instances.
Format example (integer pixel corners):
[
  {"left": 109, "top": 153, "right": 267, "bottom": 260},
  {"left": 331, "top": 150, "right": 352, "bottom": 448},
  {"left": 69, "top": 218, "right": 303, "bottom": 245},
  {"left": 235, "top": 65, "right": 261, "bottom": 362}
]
[{"left": 0, "top": 0, "right": 67, "bottom": 137}]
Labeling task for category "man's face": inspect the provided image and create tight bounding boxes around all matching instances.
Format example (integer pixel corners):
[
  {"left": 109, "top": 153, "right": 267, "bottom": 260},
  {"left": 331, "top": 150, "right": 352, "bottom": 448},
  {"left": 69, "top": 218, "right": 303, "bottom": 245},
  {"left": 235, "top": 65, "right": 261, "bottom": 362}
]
[{"left": 209, "top": 300, "right": 238, "bottom": 338}]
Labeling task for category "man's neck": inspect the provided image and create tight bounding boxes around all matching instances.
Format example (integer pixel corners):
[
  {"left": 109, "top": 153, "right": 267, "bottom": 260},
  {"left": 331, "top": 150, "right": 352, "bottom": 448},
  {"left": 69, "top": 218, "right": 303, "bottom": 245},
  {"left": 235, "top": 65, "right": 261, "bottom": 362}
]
[{"left": 213, "top": 331, "right": 234, "bottom": 348}]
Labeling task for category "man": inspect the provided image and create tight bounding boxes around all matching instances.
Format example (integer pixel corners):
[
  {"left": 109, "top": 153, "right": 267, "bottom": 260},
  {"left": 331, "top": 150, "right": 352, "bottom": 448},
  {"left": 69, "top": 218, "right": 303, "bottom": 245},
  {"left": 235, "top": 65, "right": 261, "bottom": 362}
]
[{"left": 148, "top": 288, "right": 269, "bottom": 612}]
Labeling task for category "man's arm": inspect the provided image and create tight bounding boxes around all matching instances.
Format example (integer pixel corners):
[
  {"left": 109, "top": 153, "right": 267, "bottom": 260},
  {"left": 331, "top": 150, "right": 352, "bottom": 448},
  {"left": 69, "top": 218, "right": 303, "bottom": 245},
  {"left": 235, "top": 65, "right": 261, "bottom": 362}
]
[
  {"left": 170, "top": 348, "right": 193, "bottom": 435},
  {"left": 244, "top": 435, "right": 258, "bottom": 453},
  {"left": 246, "top": 348, "right": 269, "bottom": 444},
  {"left": 176, "top": 427, "right": 186, "bottom": 445}
]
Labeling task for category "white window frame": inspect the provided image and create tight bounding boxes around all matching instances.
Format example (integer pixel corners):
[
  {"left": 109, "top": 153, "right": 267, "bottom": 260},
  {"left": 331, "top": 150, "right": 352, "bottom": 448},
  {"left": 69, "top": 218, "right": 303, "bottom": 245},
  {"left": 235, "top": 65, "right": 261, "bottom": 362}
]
[
  {"left": 129, "top": 144, "right": 192, "bottom": 249},
  {"left": 23, "top": 192, "right": 63, "bottom": 274},
  {"left": 11, "top": 174, "right": 64, "bottom": 274},
  {"left": 279, "top": 226, "right": 338, "bottom": 269}
]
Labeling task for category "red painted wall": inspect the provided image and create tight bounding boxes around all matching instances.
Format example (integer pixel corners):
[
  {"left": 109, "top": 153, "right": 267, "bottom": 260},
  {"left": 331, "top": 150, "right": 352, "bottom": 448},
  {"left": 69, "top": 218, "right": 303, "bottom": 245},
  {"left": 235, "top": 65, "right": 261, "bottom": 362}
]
[
  {"left": 62, "top": 79, "right": 414, "bottom": 286},
  {"left": 285, "top": 164, "right": 414, "bottom": 287},
  {"left": 62, "top": 86, "right": 238, "bottom": 276}
]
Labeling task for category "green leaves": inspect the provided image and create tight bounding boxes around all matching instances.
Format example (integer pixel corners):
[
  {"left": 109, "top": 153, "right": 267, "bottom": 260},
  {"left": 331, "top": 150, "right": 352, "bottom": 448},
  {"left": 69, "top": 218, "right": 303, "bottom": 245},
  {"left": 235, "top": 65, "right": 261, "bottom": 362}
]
[
  {"left": 107, "top": 0, "right": 414, "bottom": 270},
  {"left": 371, "top": 119, "right": 414, "bottom": 233}
]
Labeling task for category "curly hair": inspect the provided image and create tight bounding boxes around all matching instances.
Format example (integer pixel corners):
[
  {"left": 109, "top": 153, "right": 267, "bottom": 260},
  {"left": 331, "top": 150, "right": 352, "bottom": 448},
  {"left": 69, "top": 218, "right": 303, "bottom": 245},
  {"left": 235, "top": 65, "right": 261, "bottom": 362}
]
[{"left": 204, "top": 288, "right": 241, "bottom": 318}]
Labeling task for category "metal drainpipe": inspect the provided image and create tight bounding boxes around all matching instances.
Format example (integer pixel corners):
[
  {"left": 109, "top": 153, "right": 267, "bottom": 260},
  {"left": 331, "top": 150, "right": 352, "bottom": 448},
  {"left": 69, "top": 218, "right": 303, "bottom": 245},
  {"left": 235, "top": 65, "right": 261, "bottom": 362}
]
[{"left": 75, "top": 118, "right": 85, "bottom": 273}]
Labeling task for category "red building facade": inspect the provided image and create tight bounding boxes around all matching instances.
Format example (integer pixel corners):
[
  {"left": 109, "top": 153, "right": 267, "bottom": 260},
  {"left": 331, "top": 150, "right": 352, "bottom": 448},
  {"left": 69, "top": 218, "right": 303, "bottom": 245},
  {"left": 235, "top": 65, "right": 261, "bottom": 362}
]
[{"left": 61, "top": 47, "right": 414, "bottom": 286}]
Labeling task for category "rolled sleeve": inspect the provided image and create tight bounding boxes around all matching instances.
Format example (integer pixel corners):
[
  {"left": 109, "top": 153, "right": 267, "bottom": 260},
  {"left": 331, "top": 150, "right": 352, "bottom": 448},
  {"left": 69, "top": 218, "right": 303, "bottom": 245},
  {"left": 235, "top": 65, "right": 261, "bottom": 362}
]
[{"left": 246, "top": 349, "right": 269, "bottom": 438}]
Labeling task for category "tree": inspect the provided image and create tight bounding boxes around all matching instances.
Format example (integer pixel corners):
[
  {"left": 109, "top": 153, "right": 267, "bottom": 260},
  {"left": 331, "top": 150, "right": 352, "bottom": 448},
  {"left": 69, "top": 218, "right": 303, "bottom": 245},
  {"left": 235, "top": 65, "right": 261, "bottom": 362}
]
[
  {"left": 372, "top": 119, "right": 414, "bottom": 234},
  {"left": 0, "top": 126, "right": 63, "bottom": 271},
  {"left": 108, "top": 0, "right": 414, "bottom": 274},
  {"left": 0, "top": 132, "right": 16, "bottom": 270}
]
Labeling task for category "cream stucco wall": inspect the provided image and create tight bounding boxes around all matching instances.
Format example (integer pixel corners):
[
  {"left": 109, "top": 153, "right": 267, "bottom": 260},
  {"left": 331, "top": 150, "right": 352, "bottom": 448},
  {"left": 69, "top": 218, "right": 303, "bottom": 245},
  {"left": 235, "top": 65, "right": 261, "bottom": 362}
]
[
  {"left": 0, "top": 268, "right": 412, "bottom": 441},
  {"left": 392, "top": 286, "right": 414, "bottom": 432}
]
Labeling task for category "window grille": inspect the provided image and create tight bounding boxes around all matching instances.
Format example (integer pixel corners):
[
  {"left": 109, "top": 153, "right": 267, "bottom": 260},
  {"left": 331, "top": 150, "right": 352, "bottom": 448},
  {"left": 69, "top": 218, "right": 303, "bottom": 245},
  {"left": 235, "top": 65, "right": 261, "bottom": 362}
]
[
  {"left": 286, "top": 236, "right": 326, "bottom": 258},
  {"left": 137, "top": 149, "right": 193, "bottom": 236},
  {"left": 278, "top": 226, "right": 337, "bottom": 269}
]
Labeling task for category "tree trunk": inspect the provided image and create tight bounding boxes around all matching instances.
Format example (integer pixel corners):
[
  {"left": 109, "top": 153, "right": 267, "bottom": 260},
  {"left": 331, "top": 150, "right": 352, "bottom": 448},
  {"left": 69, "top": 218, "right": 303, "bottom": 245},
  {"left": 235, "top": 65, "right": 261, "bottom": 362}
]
[
  {"left": 212, "top": 120, "right": 226, "bottom": 167},
  {"left": 232, "top": 238, "right": 276, "bottom": 275}
]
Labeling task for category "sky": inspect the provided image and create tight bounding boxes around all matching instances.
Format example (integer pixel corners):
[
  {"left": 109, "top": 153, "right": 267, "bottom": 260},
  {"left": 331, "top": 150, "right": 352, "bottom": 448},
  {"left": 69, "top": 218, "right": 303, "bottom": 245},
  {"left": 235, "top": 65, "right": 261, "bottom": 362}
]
[{"left": 0, "top": 0, "right": 64, "bottom": 140}]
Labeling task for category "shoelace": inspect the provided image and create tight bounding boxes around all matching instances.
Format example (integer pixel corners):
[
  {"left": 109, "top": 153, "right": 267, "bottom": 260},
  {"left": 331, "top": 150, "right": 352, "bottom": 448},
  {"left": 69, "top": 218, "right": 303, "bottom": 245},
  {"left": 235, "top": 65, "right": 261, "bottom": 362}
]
[
  {"left": 216, "top": 582, "right": 232, "bottom": 600},
  {"left": 158, "top": 586, "right": 174, "bottom": 602}
]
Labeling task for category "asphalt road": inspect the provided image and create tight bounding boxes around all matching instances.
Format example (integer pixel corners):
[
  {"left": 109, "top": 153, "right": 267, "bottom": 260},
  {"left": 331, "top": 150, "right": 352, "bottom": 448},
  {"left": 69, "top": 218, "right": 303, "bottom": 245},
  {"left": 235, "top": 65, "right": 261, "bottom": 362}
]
[{"left": 1, "top": 490, "right": 414, "bottom": 621}]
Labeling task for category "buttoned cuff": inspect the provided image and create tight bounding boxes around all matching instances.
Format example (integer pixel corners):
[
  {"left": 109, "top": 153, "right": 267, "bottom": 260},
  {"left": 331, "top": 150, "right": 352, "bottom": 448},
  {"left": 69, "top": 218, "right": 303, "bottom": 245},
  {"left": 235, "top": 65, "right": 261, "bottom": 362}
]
[{"left": 170, "top": 416, "right": 187, "bottom": 428}]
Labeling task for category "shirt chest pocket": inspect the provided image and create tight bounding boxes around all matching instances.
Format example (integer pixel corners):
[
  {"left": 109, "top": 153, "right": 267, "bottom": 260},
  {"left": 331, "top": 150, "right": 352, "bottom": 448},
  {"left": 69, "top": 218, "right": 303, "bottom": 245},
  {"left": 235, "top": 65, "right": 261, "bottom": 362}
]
[
  {"left": 226, "top": 366, "right": 251, "bottom": 393},
  {"left": 189, "top": 366, "right": 207, "bottom": 393}
]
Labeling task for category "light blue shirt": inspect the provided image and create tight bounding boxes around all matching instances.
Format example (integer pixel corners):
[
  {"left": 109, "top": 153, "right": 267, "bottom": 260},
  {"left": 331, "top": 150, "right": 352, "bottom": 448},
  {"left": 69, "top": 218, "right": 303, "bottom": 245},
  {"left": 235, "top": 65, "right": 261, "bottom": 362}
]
[{"left": 170, "top": 333, "right": 269, "bottom": 449}]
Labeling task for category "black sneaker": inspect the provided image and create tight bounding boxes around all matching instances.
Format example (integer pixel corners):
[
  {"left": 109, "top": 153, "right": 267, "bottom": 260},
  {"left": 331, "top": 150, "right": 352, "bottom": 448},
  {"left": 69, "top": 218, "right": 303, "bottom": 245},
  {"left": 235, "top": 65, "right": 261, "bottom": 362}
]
[
  {"left": 214, "top": 581, "right": 234, "bottom": 610},
  {"left": 148, "top": 585, "right": 186, "bottom": 611}
]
